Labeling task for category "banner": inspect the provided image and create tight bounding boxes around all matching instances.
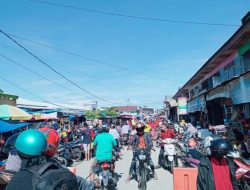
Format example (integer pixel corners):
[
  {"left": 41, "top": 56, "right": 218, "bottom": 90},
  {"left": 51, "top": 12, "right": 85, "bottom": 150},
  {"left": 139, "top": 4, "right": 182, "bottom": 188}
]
[{"left": 178, "top": 97, "right": 187, "bottom": 115}]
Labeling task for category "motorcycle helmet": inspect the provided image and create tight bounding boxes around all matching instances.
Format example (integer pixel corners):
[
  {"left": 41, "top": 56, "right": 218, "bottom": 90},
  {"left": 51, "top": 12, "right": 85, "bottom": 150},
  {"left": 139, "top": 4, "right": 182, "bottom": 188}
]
[
  {"left": 38, "top": 127, "right": 60, "bottom": 157},
  {"left": 15, "top": 129, "right": 47, "bottom": 158},
  {"left": 188, "top": 138, "right": 197, "bottom": 148},
  {"left": 136, "top": 122, "right": 145, "bottom": 135},
  {"left": 100, "top": 125, "right": 109, "bottom": 133},
  {"left": 204, "top": 135, "right": 222, "bottom": 156},
  {"left": 210, "top": 139, "right": 233, "bottom": 158}
]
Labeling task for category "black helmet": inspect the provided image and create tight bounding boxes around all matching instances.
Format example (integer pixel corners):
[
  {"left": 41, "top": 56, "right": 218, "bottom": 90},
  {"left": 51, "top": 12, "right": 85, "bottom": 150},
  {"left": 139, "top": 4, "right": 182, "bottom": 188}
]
[
  {"left": 136, "top": 122, "right": 144, "bottom": 134},
  {"left": 100, "top": 125, "right": 109, "bottom": 133},
  {"left": 210, "top": 139, "right": 233, "bottom": 158}
]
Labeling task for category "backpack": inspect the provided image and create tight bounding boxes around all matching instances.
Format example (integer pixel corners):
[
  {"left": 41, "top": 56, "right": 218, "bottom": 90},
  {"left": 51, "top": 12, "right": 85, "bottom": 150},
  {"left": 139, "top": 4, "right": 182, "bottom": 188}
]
[
  {"left": 6, "top": 161, "right": 78, "bottom": 190},
  {"left": 31, "top": 162, "right": 78, "bottom": 190}
]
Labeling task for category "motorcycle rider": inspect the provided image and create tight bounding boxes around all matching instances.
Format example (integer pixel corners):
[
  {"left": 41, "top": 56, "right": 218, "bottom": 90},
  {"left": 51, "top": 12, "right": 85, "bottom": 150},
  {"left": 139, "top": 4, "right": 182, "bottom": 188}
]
[
  {"left": 122, "top": 121, "right": 131, "bottom": 145},
  {"left": 158, "top": 123, "right": 176, "bottom": 167},
  {"left": 89, "top": 125, "right": 117, "bottom": 181},
  {"left": 126, "top": 122, "right": 158, "bottom": 182},
  {"left": 6, "top": 128, "right": 96, "bottom": 190},
  {"left": 197, "top": 138, "right": 239, "bottom": 190}
]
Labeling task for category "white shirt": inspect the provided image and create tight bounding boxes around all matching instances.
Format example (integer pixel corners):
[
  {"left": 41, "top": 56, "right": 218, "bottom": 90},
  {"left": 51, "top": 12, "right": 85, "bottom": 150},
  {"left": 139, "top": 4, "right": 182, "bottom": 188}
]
[
  {"left": 122, "top": 125, "right": 130, "bottom": 134},
  {"left": 109, "top": 128, "right": 120, "bottom": 140}
]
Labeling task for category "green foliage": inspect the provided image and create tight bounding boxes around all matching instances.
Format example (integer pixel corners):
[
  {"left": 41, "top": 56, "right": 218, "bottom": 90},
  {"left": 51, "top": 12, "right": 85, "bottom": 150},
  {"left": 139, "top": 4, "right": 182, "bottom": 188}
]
[
  {"left": 85, "top": 107, "right": 118, "bottom": 120},
  {"left": 85, "top": 110, "right": 100, "bottom": 120}
]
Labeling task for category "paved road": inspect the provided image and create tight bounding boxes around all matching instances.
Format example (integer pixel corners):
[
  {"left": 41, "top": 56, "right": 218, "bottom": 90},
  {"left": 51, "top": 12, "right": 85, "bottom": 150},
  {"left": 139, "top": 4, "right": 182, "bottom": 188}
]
[{"left": 75, "top": 147, "right": 173, "bottom": 190}]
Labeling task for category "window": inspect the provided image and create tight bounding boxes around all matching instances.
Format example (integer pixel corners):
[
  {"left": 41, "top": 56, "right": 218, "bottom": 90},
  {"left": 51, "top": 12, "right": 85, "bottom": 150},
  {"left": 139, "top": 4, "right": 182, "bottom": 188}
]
[
  {"left": 212, "top": 72, "right": 220, "bottom": 87},
  {"left": 243, "top": 50, "right": 250, "bottom": 71}
]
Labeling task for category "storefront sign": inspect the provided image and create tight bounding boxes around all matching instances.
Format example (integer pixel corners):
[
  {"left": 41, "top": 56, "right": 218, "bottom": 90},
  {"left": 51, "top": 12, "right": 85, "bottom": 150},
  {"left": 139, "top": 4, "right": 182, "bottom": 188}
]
[
  {"left": 187, "top": 95, "right": 206, "bottom": 113},
  {"left": 178, "top": 97, "right": 187, "bottom": 115}
]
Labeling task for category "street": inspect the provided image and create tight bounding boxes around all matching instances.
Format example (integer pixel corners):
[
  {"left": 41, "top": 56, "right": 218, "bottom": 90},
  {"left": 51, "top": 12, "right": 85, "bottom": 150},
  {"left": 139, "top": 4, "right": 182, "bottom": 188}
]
[{"left": 75, "top": 148, "right": 173, "bottom": 190}]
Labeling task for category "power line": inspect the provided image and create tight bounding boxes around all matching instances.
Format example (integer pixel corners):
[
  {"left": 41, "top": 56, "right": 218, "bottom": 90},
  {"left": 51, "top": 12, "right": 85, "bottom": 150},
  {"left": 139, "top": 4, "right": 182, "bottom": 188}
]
[
  {"left": 9, "top": 33, "right": 183, "bottom": 83},
  {"left": 0, "top": 75, "right": 69, "bottom": 109},
  {"left": 0, "top": 42, "right": 120, "bottom": 91},
  {"left": 0, "top": 52, "right": 94, "bottom": 100},
  {"left": 0, "top": 28, "right": 112, "bottom": 103},
  {"left": 30, "top": 0, "right": 240, "bottom": 27},
  {"left": 0, "top": 43, "right": 133, "bottom": 103}
]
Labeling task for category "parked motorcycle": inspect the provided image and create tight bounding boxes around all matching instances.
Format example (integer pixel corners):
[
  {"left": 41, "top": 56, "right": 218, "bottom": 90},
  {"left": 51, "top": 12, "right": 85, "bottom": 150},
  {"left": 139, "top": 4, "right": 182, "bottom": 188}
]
[
  {"left": 228, "top": 151, "right": 250, "bottom": 189},
  {"left": 135, "top": 149, "right": 151, "bottom": 190},
  {"left": 57, "top": 138, "right": 84, "bottom": 166},
  {"left": 234, "top": 158, "right": 250, "bottom": 190},
  {"left": 161, "top": 138, "right": 177, "bottom": 173}
]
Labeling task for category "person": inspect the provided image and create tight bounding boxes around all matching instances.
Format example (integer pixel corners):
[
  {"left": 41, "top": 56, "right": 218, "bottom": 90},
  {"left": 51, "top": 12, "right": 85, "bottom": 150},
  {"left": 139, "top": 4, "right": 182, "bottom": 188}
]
[
  {"left": 144, "top": 122, "right": 151, "bottom": 133},
  {"left": 109, "top": 124, "right": 122, "bottom": 159},
  {"left": 126, "top": 122, "right": 157, "bottom": 182},
  {"left": 82, "top": 124, "right": 92, "bottom": 161},
  {"left": 121, "top": 121, "right": 131, "bottom": 145},
  {"left": 6, "top": 128, "right": 95, "bottom": 190},
  {"left": 89, "top": 125, "right": 117, "bottom": 181},
  {"left": 158, "top": 123, "right": 176, "bottom": 167},
  {"left": 197, "top": 139, "right": 239, "bottom": 190},
  {"left": 109, "top": 124, "right": 120, "bottom": 141},
  {"left": 122, "top": 121, "right": 131, "bottom": 136}
]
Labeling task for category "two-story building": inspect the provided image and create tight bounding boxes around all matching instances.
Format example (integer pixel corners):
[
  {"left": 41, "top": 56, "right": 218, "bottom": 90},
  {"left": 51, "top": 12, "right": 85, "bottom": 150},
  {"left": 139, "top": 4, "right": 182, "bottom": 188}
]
[
  {"left": 0, "top": 89, "right": 18, "bottom": 106},
  {"left": 173, "top": 12, "right": 250, "bottom": 126}
]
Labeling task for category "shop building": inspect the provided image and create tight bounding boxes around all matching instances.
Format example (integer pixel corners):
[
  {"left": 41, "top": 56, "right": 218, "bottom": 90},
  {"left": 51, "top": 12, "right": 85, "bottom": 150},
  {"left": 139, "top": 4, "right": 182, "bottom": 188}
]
[{"left": 173, "top": 12, "right": 250, "bottom": 127}]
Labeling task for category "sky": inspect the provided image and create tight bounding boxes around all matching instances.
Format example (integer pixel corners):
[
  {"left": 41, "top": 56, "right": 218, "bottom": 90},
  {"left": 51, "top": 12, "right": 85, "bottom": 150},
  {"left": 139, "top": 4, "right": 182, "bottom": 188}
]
[{"left": 0, "top": 0, "right": 249, "bottom": 109}]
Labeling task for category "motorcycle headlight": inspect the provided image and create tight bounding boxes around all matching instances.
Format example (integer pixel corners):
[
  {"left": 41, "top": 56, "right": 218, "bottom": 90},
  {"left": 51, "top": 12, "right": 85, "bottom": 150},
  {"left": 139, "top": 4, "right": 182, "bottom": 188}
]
[{"left": 138, "top": 154, "right": 146, "bottom": 160}]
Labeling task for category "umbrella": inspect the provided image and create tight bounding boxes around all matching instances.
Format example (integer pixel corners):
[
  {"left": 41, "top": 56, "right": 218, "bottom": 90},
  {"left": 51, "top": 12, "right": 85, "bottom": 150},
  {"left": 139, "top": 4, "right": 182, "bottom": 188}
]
[{"left": 0, "top": 104, "right": 32, "bottom": 120}]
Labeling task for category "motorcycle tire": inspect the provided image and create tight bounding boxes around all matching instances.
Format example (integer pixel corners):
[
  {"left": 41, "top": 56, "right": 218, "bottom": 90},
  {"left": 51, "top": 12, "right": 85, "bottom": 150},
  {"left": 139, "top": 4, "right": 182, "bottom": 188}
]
[
  {"left": 169, "top": 161, "right": 173, "bottom": 174},
  {"left": 72, "top": 148, "right": 82, "bottom": 161},
  {"left": 139, "top": 169, "right": 147, "bottom": 190}
]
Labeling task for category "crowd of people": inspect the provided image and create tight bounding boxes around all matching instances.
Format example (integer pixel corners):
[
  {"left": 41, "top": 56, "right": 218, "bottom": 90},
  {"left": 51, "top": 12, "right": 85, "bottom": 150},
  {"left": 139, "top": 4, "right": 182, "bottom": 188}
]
[{"left": 1, "top": 115, "right": 249, "bottom": 190}]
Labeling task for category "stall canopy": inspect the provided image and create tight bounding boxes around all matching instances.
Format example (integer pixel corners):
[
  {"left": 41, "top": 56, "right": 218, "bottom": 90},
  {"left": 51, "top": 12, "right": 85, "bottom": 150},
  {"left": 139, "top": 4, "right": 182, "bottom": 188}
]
[
  {"left": 0, "top": 120, "right": 30, "bottom": 133},
  {"left": 0, "top": 104, "right": 32, "bottom": 120}
]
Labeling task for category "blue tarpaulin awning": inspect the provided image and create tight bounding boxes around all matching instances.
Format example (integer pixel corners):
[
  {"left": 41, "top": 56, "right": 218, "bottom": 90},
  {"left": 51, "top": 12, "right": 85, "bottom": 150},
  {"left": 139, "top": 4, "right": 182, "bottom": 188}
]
[{"left": 0, "top": 120, "right": 30, "bottom": 133}]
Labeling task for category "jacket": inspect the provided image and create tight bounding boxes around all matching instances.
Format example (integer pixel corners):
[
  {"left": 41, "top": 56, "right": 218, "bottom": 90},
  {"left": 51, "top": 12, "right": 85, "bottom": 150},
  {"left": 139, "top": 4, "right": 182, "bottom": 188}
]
[
  {"left": 130, "top": 133, "right": 153, "bottom": 150},
  {"left": 197, "top": 156, "right": 239, "bottom": 190}
]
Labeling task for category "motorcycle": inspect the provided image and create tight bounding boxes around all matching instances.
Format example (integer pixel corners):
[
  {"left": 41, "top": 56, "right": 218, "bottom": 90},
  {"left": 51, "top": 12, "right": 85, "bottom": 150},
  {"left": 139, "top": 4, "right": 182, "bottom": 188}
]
[
  {"left": 135, "top": 149, "right": 151, "bottom": 190},
  {"left": 57, "top": 138, "right": 84, "bottom": 166},
  {"left": 233, "top": 158, "right": 250, "bottom": 190},
  {"left": 0, "top": 170, "right": 16, "bottom": 190},
  {"left": 161, "top": 138, "right": 177, "bottom": 173},
  {"left": 93, "top": 161, "right": 116, "bottom": 190},
  {"left": 228, "top": 151, "right": 250, "bottom": 189}
]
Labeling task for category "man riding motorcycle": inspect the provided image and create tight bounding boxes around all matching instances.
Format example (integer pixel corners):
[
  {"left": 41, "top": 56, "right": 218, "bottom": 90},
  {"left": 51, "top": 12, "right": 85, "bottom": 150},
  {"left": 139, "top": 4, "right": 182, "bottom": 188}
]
[
  {"left": 89, "top": 125, "right": 117, "bottom": 181},
  {"left": 158, "top": 123, "right": 176, "bottom": 167},
  {"left": 5, "top": 128, "right": 95, "bottom": 190},
  {"left": 126, "top": 122, "right": 158, "bottom": 182}
]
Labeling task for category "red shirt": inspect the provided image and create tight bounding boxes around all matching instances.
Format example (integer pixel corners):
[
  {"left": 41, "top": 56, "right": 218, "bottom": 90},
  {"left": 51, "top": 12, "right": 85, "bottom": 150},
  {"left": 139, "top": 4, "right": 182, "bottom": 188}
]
[
  {"left": 138, "top": 136, "right": 146, "bottom": 149},
  {"left": 160, "top": 129, "right": 175, "bottom": 140},
  {"left": 211, "top": 157, "right": 233, "bottom": 190}
]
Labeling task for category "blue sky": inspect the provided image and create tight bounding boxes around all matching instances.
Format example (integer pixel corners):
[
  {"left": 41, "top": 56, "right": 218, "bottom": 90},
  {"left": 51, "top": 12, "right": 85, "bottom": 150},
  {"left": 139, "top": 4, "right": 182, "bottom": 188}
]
[{"left": 0, "top": 0, "right": 249, "bottom": 108}]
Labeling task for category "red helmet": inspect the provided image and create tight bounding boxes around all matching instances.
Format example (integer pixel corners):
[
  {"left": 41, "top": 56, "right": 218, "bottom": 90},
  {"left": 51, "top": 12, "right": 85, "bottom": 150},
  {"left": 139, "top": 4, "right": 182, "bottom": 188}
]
[
  {"left": 39, "top": 127, "right": 59, "bottom": 157},
  {"left": 188, "top": 138, "right": 197, "bottom": 148}
]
